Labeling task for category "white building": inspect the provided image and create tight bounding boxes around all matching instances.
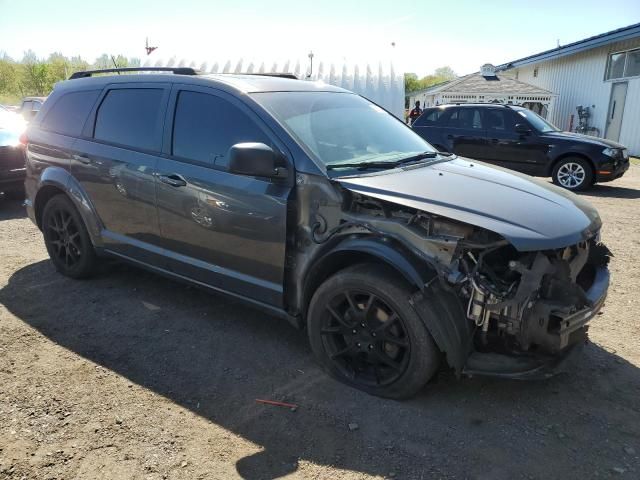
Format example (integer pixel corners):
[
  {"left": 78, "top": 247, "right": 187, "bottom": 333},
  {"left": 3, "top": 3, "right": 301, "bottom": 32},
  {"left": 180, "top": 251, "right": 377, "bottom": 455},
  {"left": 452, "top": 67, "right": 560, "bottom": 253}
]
[
  {"left": 141, "top": 55, "right": 405, "bottom": 119},
  {"left": 497, "top": 22, "right": 640, "bottom": 155},
  {"left": 408, "top": 64, "right": 556, "bottom": 119}
]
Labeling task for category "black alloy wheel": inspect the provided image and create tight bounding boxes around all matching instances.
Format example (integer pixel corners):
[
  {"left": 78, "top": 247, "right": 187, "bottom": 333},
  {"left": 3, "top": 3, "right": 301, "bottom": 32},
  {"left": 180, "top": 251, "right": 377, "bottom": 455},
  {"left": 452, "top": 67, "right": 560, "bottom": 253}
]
[
  {"left": 321, "top": 289, "right": 411, "bottom": 387},
  {"left": 308, "top": 264, "right": 440, "bottom": 399},
  {"left": 42, "top": 194, "right": 97, "bottom": 278}
]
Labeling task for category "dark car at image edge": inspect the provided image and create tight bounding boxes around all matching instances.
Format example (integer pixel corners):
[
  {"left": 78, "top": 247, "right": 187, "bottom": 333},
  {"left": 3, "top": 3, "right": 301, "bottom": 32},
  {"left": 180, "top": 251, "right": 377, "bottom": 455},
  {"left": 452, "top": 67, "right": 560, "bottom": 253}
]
[
  {"left": 0, "top": 104, "right": 27, "bottom": 197},
  {"left": 412, "top": 103, "right": 629, "bottom": 191},
  {"left": 23, "top": 67, "right": 611, "bottom": 398}
]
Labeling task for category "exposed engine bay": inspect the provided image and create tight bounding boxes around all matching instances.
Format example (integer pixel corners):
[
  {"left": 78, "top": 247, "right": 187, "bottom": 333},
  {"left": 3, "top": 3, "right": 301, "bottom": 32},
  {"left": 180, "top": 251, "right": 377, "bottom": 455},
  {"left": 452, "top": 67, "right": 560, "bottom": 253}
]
[{"left": 294, "top": 176, "right": 611, "bottom": 376}]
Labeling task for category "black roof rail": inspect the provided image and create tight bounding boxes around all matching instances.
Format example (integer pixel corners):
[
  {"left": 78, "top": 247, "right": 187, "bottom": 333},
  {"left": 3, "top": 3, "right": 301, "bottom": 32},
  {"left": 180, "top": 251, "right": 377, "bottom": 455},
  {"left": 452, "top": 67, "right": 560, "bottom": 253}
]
[
  {"left": 233, "top": 73, "right": 298, "bottom": 80},
  {"left": 68, "top": 67, "right": 200, "bottom": 80}
]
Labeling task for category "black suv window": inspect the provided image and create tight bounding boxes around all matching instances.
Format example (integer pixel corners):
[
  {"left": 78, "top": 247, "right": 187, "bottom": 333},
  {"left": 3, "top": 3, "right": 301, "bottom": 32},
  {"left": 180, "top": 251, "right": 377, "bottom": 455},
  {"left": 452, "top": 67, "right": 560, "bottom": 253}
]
[
  {"left": 413, "top": 108, "right": 444, "bottom": 127},
  {"left": 485, "top": 109, "right": 514, "bottom": 132},
  {"left": 447, "top": 107, "right": 482, "bottom": 129},
  {"left": 172, "top": 90, "right": 270, "bottom": 167},
  {"left": 94, "top": 88, "right": 164, "bottom": 151},
  {"left": 41, "top": 90, "right": 100, "bottom": 136}
]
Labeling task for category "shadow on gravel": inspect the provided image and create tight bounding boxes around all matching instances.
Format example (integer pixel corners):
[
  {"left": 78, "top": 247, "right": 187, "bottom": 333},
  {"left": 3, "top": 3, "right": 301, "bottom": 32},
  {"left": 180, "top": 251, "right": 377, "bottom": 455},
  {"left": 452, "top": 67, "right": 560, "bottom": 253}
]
[
  {"left": 2, "top": 260, "right": 640, "bottom": 479},
  {"left": 580, "top": 184, "right": 640, "bottom": 199},
  {"left": 0, "top": 197, "right": 27, "bottom": 221}
]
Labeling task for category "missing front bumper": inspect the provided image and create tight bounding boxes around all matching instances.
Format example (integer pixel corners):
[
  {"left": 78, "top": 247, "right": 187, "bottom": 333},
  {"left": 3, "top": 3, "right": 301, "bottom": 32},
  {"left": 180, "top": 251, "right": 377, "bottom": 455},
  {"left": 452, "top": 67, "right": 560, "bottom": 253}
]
[
  {"left": 462, "top": 342, "right": 585, "bottom": 380},
  {"left": 461, "top": 265, "right": 609, "bottom": 379}
]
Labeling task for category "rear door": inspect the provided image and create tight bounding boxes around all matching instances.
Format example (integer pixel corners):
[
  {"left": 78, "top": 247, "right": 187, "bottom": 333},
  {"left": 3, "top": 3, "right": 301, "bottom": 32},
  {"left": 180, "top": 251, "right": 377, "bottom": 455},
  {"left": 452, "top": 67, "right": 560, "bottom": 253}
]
[
  {"left": 441, "top": 106, "right": 487, "bottom": 158},
  {"left": 72, "top": 83, "right": 169, "bottom": 264},
  {"left": 154, "top": 86, "right": 291, "bottom": 307},
  {"left": 411, "top": 108, "right": 447, "bottom": 149}
]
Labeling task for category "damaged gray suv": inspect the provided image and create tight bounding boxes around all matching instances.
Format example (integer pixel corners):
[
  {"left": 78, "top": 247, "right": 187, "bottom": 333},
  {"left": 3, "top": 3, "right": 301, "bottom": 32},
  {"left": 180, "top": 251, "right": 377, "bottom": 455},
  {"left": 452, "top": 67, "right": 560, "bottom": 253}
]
[{"left": 24, "top": 68, "right": 610, "bottom": 398}]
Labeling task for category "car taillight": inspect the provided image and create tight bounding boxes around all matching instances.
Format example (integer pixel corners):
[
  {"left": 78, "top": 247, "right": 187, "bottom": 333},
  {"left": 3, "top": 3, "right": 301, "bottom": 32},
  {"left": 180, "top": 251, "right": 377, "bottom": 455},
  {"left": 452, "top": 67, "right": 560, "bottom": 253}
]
[{"left": 19, "top": 132, "right": 27, "bottom": 147}]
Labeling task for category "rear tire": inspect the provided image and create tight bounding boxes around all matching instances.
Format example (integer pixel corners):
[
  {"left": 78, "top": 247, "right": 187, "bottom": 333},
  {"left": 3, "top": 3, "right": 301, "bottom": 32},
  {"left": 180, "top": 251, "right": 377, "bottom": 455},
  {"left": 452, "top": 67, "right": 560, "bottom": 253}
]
[
  {"left": 307, "top": 264, "right": 440, "bottom": 399},
  {"left": 42, "top": 194, "right": 97, "bottom": 279},
  {"left": 552, "top": 157, "right": 593, "bottom": 191}
]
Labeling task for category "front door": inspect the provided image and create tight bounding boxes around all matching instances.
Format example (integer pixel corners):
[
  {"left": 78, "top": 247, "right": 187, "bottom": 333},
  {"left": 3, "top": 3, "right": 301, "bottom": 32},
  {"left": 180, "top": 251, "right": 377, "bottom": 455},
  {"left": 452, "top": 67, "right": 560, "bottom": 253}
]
[
  {"left": 155, "top": 86, "right": 291, "bottom": 307},
  {"left": 482, "top": 108, "right": 548, "bottom": 175},
  {"left": 605, "top": 82, "right": 627, "bottom": 142},
  {"left": 73, "top": 83, "right": 170, "bottom": 264}
]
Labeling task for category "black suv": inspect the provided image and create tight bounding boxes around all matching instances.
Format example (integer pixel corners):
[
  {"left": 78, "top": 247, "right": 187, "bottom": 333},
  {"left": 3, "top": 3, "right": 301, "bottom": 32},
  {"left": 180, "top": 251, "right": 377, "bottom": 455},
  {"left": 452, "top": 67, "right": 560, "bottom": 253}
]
[
  {"left": 24, "top": 68, "right": 610, "bottom": 398},
  {"left": 412, "top": 104, "right": 629, "bottom": 191}
]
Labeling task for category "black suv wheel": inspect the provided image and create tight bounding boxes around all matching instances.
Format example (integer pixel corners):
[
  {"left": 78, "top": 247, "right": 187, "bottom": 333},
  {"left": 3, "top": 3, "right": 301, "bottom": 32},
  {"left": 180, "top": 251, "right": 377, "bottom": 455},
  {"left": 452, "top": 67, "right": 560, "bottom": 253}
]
[
  {"left": 42, "top": 194, "right": 97, "bottom": 278},
  {"left": 307, "top": 264, "right": 440, "bottom": 399},
  {"left": 552, "top": 157, "right": 593, "bottom": 191}
]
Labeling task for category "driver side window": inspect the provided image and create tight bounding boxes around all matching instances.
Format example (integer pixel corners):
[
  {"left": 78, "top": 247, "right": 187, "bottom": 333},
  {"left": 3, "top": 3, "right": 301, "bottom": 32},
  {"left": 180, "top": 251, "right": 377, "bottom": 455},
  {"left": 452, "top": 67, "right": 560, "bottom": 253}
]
[{"left": 172, "top": 91, "right": 271, "bottom": 168}]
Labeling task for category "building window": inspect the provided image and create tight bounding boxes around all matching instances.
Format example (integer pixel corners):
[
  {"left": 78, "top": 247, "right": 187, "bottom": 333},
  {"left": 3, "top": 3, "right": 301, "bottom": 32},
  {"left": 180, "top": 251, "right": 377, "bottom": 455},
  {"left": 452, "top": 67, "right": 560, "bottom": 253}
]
[
  {"left": 606, "top": 48, "right": 640, "bottom": 80},
  {"left": 533, "top": 67, "right": 538, "bottom": 78}
]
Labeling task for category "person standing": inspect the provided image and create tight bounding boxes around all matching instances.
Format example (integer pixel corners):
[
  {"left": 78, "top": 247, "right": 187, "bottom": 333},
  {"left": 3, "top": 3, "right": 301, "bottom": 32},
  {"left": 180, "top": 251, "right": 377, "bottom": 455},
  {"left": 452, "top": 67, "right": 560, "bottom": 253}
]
[{"left": 408, "top": 100, "right": 422, "bottom": 125}]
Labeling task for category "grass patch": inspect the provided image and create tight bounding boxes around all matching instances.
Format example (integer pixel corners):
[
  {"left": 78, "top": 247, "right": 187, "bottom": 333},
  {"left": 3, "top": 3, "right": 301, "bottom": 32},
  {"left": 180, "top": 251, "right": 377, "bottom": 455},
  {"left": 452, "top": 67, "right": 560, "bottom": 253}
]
[{"left": 631, "top": 157, "right": 640, "bottom": 166}]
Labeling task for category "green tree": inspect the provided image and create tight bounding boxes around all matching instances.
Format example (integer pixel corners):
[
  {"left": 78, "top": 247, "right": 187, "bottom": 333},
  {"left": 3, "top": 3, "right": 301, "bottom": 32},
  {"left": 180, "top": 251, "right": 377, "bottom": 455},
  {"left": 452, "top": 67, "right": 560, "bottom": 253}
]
[
  {"left": 433, "top": 66, "right": 456, "bottom": 81},
  {"left": 21, "top": 50, "right": 49, "bottom": 96},
  {"left": 0, "top": 53, "right": 20, "bottom": 102},
  {"left": 405, "top": 65, "right": 457, "bottom": 94}
]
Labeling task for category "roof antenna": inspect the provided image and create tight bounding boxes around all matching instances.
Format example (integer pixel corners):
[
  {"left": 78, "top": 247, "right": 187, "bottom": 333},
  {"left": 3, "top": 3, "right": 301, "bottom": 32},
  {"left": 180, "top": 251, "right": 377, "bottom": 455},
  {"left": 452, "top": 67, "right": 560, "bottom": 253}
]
[
  {"left": 556, "top": 38, "right": 560, "bottom": 48},
  {"left": 145, "top": 37, "right": 158, "bottom": 56}
]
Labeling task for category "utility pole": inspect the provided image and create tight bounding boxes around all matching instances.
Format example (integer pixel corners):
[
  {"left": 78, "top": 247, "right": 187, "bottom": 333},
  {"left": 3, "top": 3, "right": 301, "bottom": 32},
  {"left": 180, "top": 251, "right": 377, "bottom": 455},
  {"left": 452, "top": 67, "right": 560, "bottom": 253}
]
[{"left": 307, "top": 51, "right": 314, "bottom": 78}]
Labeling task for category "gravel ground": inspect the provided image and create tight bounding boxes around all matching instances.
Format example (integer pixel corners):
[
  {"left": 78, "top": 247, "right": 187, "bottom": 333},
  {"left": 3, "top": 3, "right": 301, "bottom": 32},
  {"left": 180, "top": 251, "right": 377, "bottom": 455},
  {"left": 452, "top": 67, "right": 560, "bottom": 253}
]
[{"left": 1, "top": 168, "right": 639, "bottom": 480}]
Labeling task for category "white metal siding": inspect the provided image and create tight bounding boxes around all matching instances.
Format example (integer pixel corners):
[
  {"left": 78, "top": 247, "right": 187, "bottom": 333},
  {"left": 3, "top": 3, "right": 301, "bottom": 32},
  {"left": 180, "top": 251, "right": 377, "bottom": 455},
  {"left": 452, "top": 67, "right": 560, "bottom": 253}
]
[
  {"left": 141, "top": 56, "right": 405, "bottom": 119},
  {"left": 511, "top": 37, "right": 640, "bottom": 155}
]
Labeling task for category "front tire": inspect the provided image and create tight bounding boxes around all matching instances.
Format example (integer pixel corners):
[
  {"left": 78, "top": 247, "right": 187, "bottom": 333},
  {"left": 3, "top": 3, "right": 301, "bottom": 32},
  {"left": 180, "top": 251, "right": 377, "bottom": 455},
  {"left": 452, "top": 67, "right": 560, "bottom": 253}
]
[
  {"left": 552, "top": 157, "right": 593, "bottom": 191},
  {"left": 42, "top": 194, "right": 97, "bottom": 278},
  {"left": 307, "top": 264, "right": 440, "bottom": 399}
]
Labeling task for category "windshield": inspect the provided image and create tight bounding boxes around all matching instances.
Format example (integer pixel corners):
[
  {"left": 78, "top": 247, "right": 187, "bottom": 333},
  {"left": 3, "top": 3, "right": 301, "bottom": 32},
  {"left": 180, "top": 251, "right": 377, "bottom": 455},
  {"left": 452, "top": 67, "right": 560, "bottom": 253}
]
[
  {"left": 515, "top": 108, "right": 559, "bottom": 133},
  {"left": 252, "top": 91, "right": 437, "bottom": 169}
]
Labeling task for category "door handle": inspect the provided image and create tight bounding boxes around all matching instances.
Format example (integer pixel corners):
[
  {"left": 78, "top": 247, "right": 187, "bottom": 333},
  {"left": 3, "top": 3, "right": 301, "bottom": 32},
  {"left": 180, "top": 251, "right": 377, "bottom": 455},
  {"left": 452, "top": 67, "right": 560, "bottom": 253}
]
[
  {"left": 159, "top": 174, "right": 187, "bottom": 187},
  {"left": 73, "top": 154, "right": 91, "bottom": 165}
]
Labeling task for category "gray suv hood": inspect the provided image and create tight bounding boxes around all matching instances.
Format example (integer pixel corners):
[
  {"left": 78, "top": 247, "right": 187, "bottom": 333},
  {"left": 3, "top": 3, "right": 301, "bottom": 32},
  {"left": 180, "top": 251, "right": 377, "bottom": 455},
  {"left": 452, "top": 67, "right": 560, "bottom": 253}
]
[{"left": 336, "top": 157, "right": 602, "bottom": 251}]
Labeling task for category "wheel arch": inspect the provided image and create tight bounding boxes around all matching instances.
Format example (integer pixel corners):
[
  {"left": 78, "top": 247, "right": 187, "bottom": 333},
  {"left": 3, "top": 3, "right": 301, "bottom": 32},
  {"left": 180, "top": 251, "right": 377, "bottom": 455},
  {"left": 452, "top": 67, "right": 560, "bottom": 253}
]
[
  {"left": 301, "top": 236, "right": 437, "bottom": 317},
  {"left": 34, "top": 184, "right": 66, "bottom": 230},
  {"left": 34, "top": 168, "right": 103, "bottom": 247},
  {"left": 301, "top": 236, "right": 473, "bottom": 377},
  {"left": 547, "top": 152, "right": 595, "bottom": 178}
]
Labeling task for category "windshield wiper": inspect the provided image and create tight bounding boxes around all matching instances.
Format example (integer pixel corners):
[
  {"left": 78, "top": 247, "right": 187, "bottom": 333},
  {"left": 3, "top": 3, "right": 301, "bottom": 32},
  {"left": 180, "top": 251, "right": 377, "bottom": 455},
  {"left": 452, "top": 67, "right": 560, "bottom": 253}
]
[
  {"left": 326, "top": 161, "right": 400, "bottom": 171},
  {"left": 326, "top": 151, "right": 443, "bottom": 171}
]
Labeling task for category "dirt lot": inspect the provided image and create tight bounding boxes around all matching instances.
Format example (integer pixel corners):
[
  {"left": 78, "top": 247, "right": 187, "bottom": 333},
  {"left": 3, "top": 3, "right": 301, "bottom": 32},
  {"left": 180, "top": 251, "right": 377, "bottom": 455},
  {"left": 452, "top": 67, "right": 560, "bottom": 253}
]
[{"left": 1, "top": 169, "right": 639, "bottom": 480}]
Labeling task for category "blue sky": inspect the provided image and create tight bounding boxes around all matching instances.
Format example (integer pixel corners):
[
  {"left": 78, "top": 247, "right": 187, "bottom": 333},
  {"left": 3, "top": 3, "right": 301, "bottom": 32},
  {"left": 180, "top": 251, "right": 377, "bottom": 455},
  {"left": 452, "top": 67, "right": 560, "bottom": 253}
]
[{"left": 1, "top": 0, "right": 639, "bottom": 76}]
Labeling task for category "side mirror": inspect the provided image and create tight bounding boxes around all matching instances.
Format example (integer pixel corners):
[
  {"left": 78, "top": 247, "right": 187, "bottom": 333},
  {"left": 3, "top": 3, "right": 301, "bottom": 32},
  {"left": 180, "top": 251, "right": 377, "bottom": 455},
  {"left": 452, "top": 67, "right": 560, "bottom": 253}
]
[
  {"left": 515, "top": 123, "right": 532, "bottom": 135},
  {"left": 228, "top": 142, "right": 288, "bottom": 179}
]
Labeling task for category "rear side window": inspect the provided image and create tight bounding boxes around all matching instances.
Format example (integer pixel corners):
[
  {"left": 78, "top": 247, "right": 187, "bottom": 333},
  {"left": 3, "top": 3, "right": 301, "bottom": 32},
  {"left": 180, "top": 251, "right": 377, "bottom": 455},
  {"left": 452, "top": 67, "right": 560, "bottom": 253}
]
[
  {"left": 41, "top": 90, "right": 100, "bottom": 136},
  {"left": 485, "top": 109, "right": 514, "bottom": 132},
  {"left": 172, "top": 90, "right": 270, "bottom": 167},
  {"left": 413, "top": 108, "right": 444, "bottom": 127},
  {"left": 447, "top": 108, "right": 482, "bottom": 129},
  {"left": 94, "top": 88, "right": 164, "bottom": 151}
]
